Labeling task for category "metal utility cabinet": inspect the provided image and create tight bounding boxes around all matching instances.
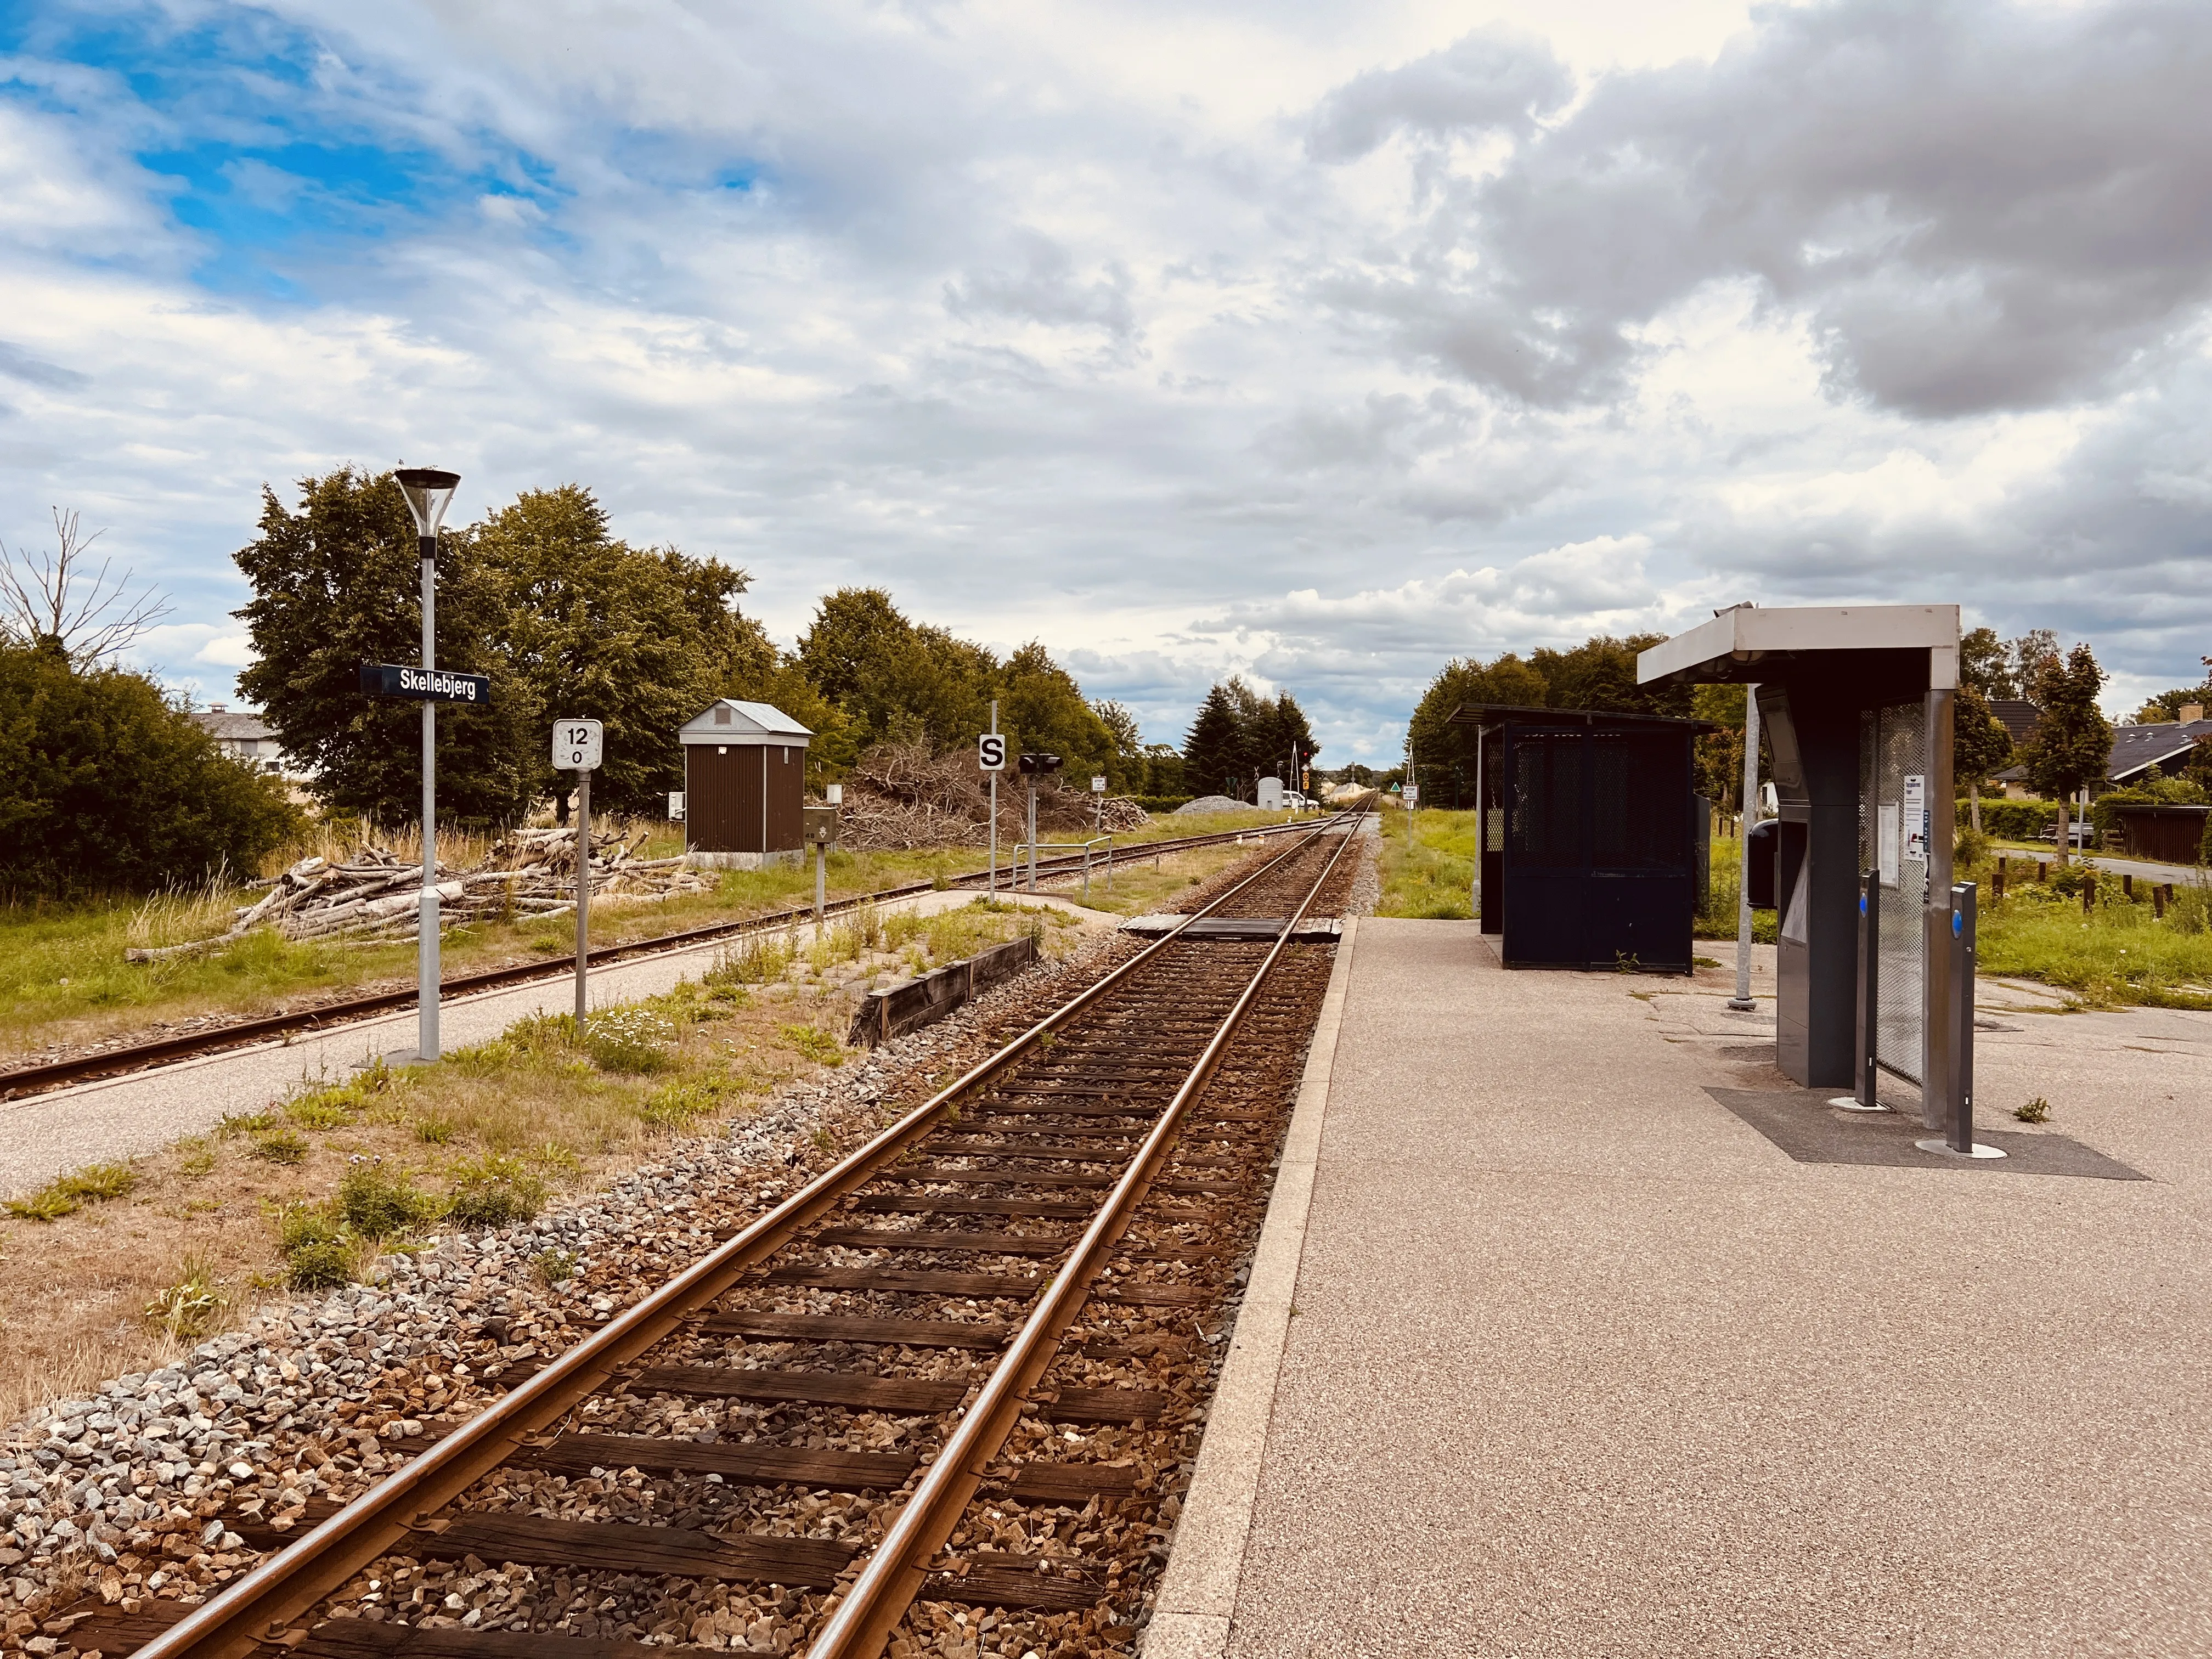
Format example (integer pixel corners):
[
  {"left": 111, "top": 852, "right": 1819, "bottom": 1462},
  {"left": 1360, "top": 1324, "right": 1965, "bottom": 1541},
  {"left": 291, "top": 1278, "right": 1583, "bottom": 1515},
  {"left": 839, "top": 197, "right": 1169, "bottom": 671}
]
[
  {"left": 1451, "top": 704, "right": 1712, "bottom": 974},
  {"left": 1639, "top": 606, "right": 1961, "bottom": 1123},
  {"left": 678, "top": 699, "right": 814, "bottom": 869}
]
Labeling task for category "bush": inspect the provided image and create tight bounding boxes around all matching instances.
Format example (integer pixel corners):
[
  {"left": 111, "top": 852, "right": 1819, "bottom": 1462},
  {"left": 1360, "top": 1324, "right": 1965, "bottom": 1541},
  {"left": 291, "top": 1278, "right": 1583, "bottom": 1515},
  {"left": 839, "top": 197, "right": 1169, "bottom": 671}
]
[
  {"left": 0, "top": 640, "right": 301, "bottom": 898},
  {"left": 338, "top": 1156, "right": 438, "bottom": 1239},
  {"left": 444, "top": 1154, "right": 546, "bottom": 1229},
  {"left": 583, "top": 1004, "right": 678, "bottom": 1074},
  {"left": 1971, "top": 799, "right": 2059, "bottom": 840},
  {"left": 275, "top": 1201, "right": 354, "bottom": 1289},
  {"left": 1132, "top": 795, "right": 1192, "bottom": 814}
]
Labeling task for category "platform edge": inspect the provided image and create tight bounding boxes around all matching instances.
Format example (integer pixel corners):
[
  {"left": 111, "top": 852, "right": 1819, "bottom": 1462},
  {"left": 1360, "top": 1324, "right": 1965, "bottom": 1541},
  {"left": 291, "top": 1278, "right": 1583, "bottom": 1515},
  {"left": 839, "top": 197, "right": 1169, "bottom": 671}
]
[{"left": 1142, "top": 916, "right": 1359, "bottom": 1657}]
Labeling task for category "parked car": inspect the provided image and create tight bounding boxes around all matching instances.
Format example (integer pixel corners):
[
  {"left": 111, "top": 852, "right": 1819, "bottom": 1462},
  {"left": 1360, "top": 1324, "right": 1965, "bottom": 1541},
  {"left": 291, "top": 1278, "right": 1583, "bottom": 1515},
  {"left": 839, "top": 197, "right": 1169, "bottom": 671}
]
[{"left": 2034, "top": 819, "right": 2096, "bottom": 849}]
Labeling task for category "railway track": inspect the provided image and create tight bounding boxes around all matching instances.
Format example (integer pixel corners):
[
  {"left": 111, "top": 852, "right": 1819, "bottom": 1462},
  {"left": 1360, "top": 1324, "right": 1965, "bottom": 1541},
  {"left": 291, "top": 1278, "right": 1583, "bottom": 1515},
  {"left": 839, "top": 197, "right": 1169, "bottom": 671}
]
[
  {"left": 73, "top": 811, "right": 1364, "bottom": 1659},
  {"left": 0, "top": 811, "right": 1351, "bottom": 1103}
]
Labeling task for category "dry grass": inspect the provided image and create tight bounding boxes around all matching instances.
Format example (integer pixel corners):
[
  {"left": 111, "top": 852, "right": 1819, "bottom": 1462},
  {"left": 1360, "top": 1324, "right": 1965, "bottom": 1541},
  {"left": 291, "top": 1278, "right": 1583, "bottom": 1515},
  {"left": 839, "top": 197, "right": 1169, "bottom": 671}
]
[{"left": 0, "top": 892, "right": 1098, "bottom": 1429}]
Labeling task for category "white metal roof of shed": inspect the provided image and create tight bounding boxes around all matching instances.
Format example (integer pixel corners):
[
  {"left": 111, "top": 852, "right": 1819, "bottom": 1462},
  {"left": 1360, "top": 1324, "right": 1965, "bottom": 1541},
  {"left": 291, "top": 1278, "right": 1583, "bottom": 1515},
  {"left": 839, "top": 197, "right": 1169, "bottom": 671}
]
[{"left": 679, "top": 699, "right": 814, "bottom": 744}]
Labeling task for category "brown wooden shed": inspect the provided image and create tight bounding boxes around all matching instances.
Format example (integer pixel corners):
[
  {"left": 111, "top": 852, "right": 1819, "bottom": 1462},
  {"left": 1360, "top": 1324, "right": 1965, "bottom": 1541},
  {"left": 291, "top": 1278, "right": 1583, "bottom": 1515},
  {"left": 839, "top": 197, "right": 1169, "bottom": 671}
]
[{"left": 679, "top": 700, "right": 814, "bottom": 868}]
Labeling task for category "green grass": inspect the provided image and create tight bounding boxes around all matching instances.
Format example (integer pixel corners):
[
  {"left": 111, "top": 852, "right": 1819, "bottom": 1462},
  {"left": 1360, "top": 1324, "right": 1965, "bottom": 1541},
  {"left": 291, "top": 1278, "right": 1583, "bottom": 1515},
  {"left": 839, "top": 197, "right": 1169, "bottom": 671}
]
[
  {"left": 1376, "top": 809, "right": 1478, "bottom": 918},
  {"left": 0, "top": 810, "right": 1294, "bottom": 1059},
  {"left": 1698, "top": 835, "right": 1779, "bottom": 944},
  {"left": 1976, "top": 865, "right": 2212, "bottom": 1008}
]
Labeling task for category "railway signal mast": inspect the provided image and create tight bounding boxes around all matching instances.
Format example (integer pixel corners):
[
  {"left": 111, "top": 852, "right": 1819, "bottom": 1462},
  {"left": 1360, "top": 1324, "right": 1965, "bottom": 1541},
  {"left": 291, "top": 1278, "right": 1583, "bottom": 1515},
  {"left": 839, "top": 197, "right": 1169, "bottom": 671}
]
[{"left": 1018, "top": 751, "right": 1062, "bottom": 890}]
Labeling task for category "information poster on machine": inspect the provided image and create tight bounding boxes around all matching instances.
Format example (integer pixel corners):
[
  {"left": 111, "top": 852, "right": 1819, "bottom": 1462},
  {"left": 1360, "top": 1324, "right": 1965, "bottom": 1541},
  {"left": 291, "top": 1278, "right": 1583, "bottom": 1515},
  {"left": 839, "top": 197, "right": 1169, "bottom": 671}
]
[
  {"left": 1879, "top": 803, "right": 1900, "bottom": 886},
  {"left": 1902, "top": 775, "right": 1928, "bottom": 865}
]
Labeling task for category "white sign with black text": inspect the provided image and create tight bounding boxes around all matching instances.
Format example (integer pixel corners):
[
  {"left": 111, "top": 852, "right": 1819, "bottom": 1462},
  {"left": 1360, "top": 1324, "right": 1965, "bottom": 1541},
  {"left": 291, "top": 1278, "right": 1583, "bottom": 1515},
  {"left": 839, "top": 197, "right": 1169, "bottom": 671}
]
[
  {"left": 552, "top": 719, "right": 604, "bottom": 771},
  {"left": 978, "top": 732, "right": 1007, "bottom": 772}
]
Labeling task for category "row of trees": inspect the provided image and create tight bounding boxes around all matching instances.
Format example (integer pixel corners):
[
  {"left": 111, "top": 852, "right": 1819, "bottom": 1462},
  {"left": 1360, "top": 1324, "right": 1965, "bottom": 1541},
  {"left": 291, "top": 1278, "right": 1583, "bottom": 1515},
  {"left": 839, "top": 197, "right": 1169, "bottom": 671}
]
[
  {"left": 1400, "top": 628, "right": 2159, "bottom": 853},
  {"left": 1181, "top": 678, "right": 1319, "bottom": 802},
  {"left": 235, "top": 472, "right": 1163, "bottom": 826}
]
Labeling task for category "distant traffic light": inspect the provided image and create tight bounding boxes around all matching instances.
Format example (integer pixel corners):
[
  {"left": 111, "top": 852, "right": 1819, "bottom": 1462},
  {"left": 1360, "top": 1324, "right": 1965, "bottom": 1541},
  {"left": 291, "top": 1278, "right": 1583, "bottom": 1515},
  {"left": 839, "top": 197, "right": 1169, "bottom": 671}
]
[{"left": 1018, "top": 752, "right": 1063, "bottom": 775}]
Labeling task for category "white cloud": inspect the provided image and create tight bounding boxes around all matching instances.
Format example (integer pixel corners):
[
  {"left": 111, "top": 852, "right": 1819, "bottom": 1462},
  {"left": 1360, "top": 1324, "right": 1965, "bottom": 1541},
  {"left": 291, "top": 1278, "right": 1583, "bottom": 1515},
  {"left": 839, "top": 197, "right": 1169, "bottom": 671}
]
[{"left": 2, "top": 0, "right": 2206, "bottom": 762}]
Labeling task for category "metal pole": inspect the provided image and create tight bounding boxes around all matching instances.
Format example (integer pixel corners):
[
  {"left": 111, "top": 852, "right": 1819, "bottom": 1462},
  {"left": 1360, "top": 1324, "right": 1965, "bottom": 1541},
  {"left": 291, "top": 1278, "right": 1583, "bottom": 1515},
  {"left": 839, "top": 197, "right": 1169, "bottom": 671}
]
[
  {"left": 988, "top": 701, "right": 998, "bottom": 896},
  {"left": 815, "top": 840, "right": 826, "bottom": 924},
  {"left": 1921, "top": 687, "right": 1957, "bottom": 1130},
  {"left": 573, "top": 766, "right": 590, "bottom": 1032},
  {"left": 1918, "top": 882, "right": 2001, "bottom": 1158},
  {"left": 1949, "top": 882, "right": 1975, "bottom": 1150},
  {"left": 1836, "top": 869, "right": 1886, "bottom": 1110},
  {"left": 417, "top": 534, "right": 439, "bottom": 1060},
  {"left": 1026, "top": 777, "right": 1037, "bottom": 892},
  {"left": 1729, "top": 685, "right": 1760, "bottom": 1011}
]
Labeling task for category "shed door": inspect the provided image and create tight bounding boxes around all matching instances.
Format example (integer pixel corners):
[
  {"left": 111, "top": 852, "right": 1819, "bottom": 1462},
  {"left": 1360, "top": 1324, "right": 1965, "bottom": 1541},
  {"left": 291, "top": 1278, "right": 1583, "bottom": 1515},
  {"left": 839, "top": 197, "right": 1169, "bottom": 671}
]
[
  {"left": 1502, "top": 729, "right": 1587, "bottom": 967},
  {"left": 763, "top": 743, "right": 805, "bottom": 851},
  {"left": 685, "top": 747, "right": 767, "bottom": 853}
]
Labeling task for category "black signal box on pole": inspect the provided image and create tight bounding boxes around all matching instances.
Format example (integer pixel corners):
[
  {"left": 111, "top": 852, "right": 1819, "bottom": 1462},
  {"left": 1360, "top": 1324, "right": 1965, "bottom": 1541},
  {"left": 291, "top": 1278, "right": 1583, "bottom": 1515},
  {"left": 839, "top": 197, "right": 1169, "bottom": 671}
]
[{"left": 1018, "top": 753, "right": 1063, "bottom": 775}]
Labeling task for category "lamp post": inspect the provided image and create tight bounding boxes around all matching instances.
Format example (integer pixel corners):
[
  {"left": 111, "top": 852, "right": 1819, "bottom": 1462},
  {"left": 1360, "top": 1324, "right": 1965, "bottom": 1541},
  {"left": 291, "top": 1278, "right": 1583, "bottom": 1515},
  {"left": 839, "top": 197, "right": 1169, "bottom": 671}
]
[{"left": 395, "top": 467, "right": 461, "bottom": 1061}]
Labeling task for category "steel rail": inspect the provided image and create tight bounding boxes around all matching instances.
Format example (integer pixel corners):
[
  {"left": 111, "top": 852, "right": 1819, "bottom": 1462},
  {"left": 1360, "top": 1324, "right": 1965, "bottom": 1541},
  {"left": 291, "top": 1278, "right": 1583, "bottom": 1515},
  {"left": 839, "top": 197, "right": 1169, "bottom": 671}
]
[
  {"left": 0, "top": 811, "right": 1352, "bottom": 1103},
  {"left": 808, "top": 812, "right": 1363, "bottom": 1658},
  {"left": 126, "top": 822, "right": 1344, "bottom": 1659}
]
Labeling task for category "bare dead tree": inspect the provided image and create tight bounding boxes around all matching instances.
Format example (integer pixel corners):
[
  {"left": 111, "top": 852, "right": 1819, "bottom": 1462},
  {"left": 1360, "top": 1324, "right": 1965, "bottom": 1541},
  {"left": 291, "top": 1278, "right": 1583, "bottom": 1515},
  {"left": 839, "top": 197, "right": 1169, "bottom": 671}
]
[{"left": 0, "top": 508, "right": 173, "bottom": 667}]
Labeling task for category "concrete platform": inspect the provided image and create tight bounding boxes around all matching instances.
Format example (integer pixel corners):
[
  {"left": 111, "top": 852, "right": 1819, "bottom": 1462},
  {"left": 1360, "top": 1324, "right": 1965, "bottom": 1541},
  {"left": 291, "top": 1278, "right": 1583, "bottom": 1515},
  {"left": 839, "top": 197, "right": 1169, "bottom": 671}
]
[{"left": 1152, "top": 919, "right": 2212, "bottom": 1657}]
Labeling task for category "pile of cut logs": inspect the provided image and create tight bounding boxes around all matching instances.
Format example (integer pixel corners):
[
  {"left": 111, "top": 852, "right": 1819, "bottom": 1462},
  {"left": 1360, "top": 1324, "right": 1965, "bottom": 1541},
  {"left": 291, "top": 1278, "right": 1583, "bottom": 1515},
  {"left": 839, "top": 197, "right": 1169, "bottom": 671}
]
[{"left": 126, "top": 828, "right": 714, "bottom": 963}]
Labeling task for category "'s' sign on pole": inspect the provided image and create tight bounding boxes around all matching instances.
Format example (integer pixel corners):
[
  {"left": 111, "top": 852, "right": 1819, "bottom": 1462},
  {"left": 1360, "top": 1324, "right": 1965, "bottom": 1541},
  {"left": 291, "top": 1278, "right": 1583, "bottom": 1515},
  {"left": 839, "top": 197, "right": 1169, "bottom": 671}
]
[
  {"left": 980, "top": 725, "right": 1006, "bottom": 893},
  {"left": 553, "top": 719, "right": 604, "bottom": 1032}
]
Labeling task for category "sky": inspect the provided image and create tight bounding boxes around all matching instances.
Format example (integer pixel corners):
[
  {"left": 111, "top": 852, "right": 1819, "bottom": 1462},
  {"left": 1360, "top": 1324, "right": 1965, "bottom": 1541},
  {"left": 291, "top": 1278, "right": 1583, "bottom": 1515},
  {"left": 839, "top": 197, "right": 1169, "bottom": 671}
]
[{"left": 3, "top": 0, "right": 2210, "bottom": 765}]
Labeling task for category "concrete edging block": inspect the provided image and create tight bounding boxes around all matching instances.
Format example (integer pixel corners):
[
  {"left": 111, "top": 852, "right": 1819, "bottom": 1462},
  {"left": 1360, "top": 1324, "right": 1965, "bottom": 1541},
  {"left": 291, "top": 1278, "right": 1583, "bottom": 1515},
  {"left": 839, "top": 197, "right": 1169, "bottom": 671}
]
[{"left": 1142, "top": 916, "right": 1359, "bottom": 1656}]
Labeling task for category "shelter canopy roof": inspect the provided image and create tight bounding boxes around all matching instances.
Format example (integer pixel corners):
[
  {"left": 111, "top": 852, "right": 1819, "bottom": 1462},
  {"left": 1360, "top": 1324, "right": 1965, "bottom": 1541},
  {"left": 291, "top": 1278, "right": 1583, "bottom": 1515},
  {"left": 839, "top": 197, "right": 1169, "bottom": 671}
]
[{"left": 1636, "top": 604, "right": 1959, "bottom": 690}]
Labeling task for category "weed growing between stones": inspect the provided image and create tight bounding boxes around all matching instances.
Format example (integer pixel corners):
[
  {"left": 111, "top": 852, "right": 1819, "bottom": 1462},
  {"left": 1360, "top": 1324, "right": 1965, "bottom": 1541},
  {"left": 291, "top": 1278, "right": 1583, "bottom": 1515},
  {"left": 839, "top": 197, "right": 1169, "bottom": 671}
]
[{"left": 4, "top": 1161, "right": 137, "bottom": 1222}]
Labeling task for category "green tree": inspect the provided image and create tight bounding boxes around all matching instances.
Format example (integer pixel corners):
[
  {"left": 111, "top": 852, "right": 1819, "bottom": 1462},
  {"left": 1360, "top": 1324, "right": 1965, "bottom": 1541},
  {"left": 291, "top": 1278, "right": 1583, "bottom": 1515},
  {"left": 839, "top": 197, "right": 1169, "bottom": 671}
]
[
  {"left": 1000, "top": 642, "right": 1114, "bottom": 780},
  {"left": 1405, "top": 652, "right": 1550, "bottom": 793},
  {"left": 1244, "top": 691, "right": 1320, "bottom": 792},
  {"left": 1953, "top": 685, "right": 2015, "bottom": 834},
  {"left": 235, "top": 469, "right": 536, "bottom": 827},
  {"left": 2021, "top": 644, "right": 2112, "bottom": 864},
  {"left": 1959, "top": 626, "right": 2014, "bottom": 700},
  {"left": 1691, "top": 683, "right": 1750, "bottom": 814},
  {"left": 467, "top": 486, "right": 757, "bottom": 819},
  {"left": 794, "top": 588, "right": 996, "bottom": 756},
  {"left": 0, "top": 641, "right": 298, "bottom": 896},
  {"left": 1526, "top": 634, "right": 1692, "bottom": 718},
  {"left": 1182, "top": 685, "right": 1249, "bottom": 800}
]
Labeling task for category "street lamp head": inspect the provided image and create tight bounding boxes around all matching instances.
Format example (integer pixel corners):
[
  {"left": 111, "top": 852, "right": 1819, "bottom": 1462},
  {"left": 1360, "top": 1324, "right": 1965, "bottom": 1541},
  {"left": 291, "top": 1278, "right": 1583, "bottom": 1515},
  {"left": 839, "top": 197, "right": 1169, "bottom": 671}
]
[{"left": 394, "top": 467, "right": 462, "bottom": 540}]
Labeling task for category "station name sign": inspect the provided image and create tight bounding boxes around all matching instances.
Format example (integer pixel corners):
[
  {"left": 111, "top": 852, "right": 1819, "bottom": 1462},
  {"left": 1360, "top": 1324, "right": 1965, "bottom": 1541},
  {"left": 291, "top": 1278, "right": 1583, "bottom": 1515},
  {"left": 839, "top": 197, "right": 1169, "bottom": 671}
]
[{"left": 359, "top": 663, "right": 492, "bottom": 704}]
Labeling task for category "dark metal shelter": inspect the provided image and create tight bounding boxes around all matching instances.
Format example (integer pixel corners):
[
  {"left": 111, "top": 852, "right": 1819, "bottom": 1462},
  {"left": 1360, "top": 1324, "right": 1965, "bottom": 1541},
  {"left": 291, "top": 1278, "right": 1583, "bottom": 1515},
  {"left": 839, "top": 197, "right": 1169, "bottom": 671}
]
[{"left": 1448, "top": 704, "right": 1713, "bottom": 973}]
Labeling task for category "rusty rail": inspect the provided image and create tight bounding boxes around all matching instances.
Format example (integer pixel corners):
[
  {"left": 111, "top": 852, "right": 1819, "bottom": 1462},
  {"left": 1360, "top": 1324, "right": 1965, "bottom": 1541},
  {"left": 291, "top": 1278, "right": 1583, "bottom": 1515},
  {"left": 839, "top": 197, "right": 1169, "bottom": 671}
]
[
  {"left": 807, "top": 813, "right": 1363, "bottom": 1657},
  {"left": 125, "top": 821, "right": 1347, "bottom": 1659}
]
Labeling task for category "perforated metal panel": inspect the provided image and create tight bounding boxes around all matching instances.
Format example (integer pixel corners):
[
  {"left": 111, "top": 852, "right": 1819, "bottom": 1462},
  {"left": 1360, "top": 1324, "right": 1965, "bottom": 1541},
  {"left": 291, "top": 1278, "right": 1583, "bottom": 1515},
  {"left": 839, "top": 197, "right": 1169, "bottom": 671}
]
[
  {"left": 1859, "top": 704, "right": 1927, "bottom": 1084},
  {"left": 1510, "top": 737, "right": 1584, "bottom": 869}
]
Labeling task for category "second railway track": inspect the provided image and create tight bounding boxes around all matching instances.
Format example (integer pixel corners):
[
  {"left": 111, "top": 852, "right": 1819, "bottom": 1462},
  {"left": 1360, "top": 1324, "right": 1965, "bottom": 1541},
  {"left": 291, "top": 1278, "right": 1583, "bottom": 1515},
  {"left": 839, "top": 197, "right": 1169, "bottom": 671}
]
[
  {"left": 2, "top": 812, "right": 1351, "bottom": 1103},
  {"left": 71, "top": 811, "right": 1365, "bottom": 1659}
]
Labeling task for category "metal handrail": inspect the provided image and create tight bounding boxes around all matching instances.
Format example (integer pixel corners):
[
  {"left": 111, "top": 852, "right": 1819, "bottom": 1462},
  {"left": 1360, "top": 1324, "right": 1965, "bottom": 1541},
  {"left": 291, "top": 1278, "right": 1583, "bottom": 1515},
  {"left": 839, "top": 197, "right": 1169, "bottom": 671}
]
[{"left": 1009, "top": 834, "right": 1115, "bottom": 899}]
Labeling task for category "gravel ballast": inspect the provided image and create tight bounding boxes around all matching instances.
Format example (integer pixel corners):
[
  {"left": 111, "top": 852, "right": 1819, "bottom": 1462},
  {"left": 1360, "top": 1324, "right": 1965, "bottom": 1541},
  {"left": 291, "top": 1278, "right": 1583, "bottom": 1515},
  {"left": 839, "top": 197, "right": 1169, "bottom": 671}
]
[{"left": 0, "top": 941, "right": 1134, "bottom": 1653}]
